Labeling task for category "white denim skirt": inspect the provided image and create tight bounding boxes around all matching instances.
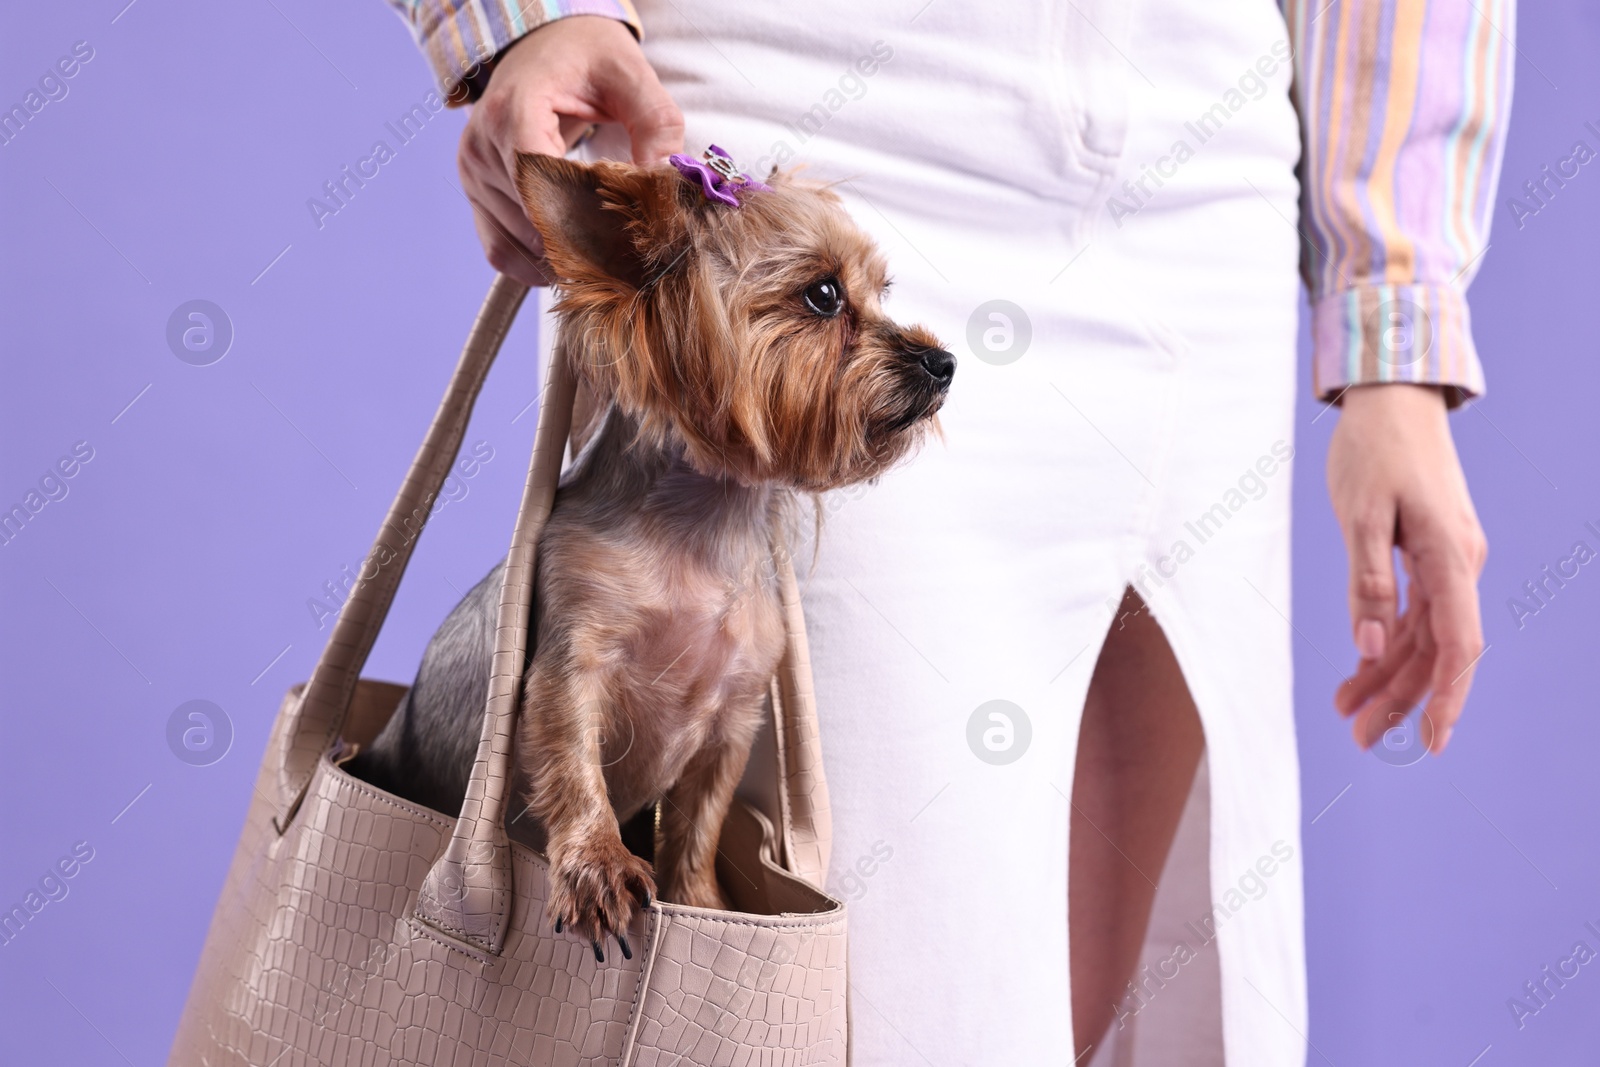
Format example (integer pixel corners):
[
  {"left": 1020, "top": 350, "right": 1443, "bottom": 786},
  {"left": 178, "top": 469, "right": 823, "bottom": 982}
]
[{"left": 554, "top": 1, "right": 1308, "bottom": 1062}]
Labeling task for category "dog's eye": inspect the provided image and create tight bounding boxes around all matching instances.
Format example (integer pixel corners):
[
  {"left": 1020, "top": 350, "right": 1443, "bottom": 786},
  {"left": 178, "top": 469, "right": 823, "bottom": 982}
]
[{"left": 803, "top": 278, "right": 844, "bottom": 317}]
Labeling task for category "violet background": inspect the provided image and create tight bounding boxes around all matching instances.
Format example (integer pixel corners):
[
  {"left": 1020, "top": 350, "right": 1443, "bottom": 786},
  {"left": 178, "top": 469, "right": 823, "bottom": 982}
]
[{"left": 1, "top": 1, "right": 1596, "bottom": 1062}]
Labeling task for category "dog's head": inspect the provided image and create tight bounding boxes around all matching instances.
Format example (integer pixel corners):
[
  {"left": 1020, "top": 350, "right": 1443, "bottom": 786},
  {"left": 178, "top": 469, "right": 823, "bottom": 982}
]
[{"left": 515, "top": 152, "right": 953, "bottom": 491}]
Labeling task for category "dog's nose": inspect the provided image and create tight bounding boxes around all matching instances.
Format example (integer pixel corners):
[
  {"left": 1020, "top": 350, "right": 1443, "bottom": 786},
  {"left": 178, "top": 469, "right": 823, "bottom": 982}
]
[{"left": 915, "top": 347, "right": 956, "bottom": 385}]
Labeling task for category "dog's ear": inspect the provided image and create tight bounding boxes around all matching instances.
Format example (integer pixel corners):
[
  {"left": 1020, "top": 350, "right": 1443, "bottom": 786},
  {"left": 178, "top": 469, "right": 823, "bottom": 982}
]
[{"left": 513, "top": 153, "right": 687, "bottom": 290}]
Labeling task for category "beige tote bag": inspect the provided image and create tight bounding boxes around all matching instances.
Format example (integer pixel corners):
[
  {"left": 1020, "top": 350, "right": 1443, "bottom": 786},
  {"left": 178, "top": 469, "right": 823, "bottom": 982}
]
[{"left": 168, "top": 276, "right": 849, "bottom": 1066}]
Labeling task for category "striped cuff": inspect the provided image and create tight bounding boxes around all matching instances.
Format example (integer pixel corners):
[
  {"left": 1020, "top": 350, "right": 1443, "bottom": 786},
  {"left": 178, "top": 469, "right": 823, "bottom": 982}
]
[
  {"left": 1310, "top": 283, "right": 1486, "bottom": 408},
  {"left": 391, "top": 0, "right": 642, "bottom": 105}
]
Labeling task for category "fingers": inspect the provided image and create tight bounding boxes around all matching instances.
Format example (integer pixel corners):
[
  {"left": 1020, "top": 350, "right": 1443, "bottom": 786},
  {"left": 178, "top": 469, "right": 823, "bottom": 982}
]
[
  {"left": 1335, "top": 599, "right": 1420, "bottom": 717},
  {"left": 607, "top": 74, "right": 684, "bottom": 163},
  {"left": 457, "top": 34, "right": 582, "bottom": 284},
  {"left": 460, "top": 107, "right": 558, "bottom": 285},
  {"left": 1414, "top": 544, "right": 1486, "bottom": 753},
  {"left": 1341, "top": 529, "right": 1486, "bottom": 756},
  {"left": 1339, "top": 534, "right": 1483, "bottom": 756},
  {"left": 584, "top": 42, "right": 684, "bottom": 163},
  {"left": 465, "top": 183, "right": 553, "bottom": 286},
  {"left": 1342, "top": 503, "right": 1401, "bottom": 664},
  {"left": 1350, "top": 611, "right": 1437, "bottom": 749},
  {"left": 468, "top": 210, "right": 546, "bottom": 287}
]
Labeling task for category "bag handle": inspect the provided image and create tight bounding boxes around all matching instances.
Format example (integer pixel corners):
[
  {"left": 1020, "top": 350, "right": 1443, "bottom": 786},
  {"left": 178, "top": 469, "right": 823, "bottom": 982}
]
[
  {"left": 274, "top": 274, "right": 530, "bottom": 831},
  {"left": 274, "top": 276, "right": 832, "bottom": 951},
  {"left": 769, "top": 548, "right": 832, "bottom": 889}
]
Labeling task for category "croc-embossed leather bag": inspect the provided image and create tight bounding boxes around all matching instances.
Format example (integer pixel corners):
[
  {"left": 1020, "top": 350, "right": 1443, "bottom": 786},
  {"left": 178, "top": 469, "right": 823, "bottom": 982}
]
[{"left": 168, "top": 277, "right": 849, "bottom": 1066}]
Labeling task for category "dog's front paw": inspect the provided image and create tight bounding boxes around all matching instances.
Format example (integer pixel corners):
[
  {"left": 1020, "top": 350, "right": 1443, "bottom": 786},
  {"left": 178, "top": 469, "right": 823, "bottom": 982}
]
[{"left": 546, "top": 834, "right": 655, "bottom": 962}]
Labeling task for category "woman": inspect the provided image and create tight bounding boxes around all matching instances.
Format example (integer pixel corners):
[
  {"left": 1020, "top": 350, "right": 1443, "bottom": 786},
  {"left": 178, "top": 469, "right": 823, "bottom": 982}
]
[{"left": 382, "top": 1, "right": 1508, "bottom": 1060}]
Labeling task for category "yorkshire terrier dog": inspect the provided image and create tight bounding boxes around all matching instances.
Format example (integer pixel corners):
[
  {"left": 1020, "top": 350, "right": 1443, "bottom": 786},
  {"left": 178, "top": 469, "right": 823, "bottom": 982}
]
[{"left": 350, "top": 147, "right": 953, "bottom": 960}]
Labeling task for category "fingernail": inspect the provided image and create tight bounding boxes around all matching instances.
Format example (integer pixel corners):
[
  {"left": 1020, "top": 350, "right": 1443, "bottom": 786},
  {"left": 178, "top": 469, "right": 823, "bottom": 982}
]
[
  {"left": 592, "top": 940, "right": 605, "bottom": 964},
  {"left": 617, "top": 935, "right": 632, "bottom": 960},
  {"left": 1356, "top": 619, "right": 1385, "bottom": 660}
]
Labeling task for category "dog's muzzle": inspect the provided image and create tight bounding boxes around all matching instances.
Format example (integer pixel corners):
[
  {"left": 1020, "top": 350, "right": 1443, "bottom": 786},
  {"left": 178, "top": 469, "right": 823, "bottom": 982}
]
[
  {"left": 876, "top": 345, "right": 956, "bottom": 436},
  {"left": 910, "top": 345, "right": 956, "bottom": 387}
]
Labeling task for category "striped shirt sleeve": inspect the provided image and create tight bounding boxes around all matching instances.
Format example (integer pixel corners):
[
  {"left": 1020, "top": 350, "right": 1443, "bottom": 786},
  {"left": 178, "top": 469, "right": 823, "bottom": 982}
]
[
  {"left": 382, "top": 0, "right": 642, "bottom": 104},
  {"left": 1285, "top": 0, "right": 1516, "bottom": 406}
]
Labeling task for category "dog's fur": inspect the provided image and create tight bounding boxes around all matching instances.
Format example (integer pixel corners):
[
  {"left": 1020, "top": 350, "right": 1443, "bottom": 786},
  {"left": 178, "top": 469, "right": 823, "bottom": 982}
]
[{"left": 350, "top": 153, "right": 952, "bottom": 955}]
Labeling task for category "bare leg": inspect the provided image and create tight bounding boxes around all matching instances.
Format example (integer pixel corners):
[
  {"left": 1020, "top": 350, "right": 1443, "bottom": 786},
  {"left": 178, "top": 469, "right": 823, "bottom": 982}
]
[{"left": 1070, "top": 587, "right": 1206, "bottom": 1060}]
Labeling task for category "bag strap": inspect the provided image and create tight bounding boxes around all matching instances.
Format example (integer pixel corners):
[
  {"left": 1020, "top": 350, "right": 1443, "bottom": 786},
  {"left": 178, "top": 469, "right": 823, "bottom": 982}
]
[
  {"left": 410, "top": 309, "right": 577, "bottom": 950},
  {"left": 273, "top": 276, "right": 832, "bottom": 951},
  {"left": 770, "top": 548, "right": 832, "bottom": 889},
  {"left": 274, "top": 274, "right": 530, "bottom": 832}
]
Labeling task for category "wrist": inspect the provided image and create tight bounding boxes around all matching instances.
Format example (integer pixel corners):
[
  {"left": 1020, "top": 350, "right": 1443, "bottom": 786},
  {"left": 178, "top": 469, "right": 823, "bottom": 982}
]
[
  {"left": 468, "top": 12, "right": 643, "bottom": 104},
  {"left": 1338, "top": 383, "right": 1449, "bottom": 417}
]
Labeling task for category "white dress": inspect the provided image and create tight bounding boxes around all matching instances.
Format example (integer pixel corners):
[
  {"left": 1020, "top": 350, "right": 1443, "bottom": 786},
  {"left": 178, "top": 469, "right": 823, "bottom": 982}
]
[{"left": 553, "top": 1, "right": 1307, "bottom": 1061}]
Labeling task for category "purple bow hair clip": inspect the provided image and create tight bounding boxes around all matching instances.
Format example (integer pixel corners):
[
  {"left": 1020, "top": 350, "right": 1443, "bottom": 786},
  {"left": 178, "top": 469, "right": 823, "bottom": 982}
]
[{"left": 667, "top": 144, "right": 771, "bottom": 207}]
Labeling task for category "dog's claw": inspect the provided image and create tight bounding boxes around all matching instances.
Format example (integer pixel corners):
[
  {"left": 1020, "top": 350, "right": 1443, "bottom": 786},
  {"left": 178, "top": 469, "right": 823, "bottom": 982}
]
[
  {"left": 641, "top": 890, "right": 652, "bottom": 909},
  {"left": 554, "top": 916, "right": 564, "bottom": 934},
  {"left": 546, "top": 835, "right": 656, "bottom": 962}
]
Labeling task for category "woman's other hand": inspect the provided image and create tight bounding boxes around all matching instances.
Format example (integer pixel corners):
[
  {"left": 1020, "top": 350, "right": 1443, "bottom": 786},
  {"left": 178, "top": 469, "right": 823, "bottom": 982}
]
[{"left": 1327, "top": 384, "right": 1489, "bottom": 754}]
